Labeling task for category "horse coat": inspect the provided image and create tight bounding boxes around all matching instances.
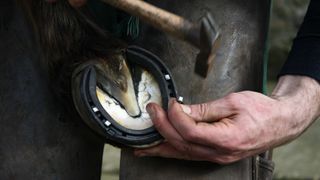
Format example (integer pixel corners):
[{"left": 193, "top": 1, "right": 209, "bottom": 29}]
[{"left": 0, "top": 0, "right": 273, "bottom": 179}]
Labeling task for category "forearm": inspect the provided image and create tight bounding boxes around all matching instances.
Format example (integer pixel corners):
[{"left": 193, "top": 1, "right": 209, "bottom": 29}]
[{"left": 271, "top": 75, "right": 320, "bottom": 144}]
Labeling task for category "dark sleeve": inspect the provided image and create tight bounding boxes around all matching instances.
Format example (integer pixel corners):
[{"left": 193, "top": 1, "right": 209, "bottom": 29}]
[{"left": 279, "top": 0, "right": 320, "bottom": 81}]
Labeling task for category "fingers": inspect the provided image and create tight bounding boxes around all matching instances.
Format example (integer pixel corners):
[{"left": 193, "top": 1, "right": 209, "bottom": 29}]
[
  {"left": 147, "top": 100, "right": 237, "bottom": 151},
  {"left": 179, "top": 98, "right": 235, "bottom": 123},
  {"left": 144, "top": 103, "right": 222, "bottom": 161},
  {"left": 135, "top": 142, "right": 220, "bottom": 162},
  {"left": 147, "top": 99, "right": 236, "bottom": 148},
  {"left": 146, "top": 103, "right": 184, "bottom": 143},
  {"left": 168, "top": 99, "right": 236, "bottom": 147},
  {"left": 135, "top": 143, "right": 190, "bottom": 160},
  {"left": 138, "top": 99, "right": 253, "bottom": 163},
  {"left": 134, "top": 142, "right": 249, "bottom": 164},
  {"left": 135, "top": 93, "right": 278, "bottom": 164}
]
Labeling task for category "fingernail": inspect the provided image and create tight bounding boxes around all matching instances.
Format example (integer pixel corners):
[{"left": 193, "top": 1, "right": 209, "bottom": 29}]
[
  {"left": 146, "top": 104, "right": 156, "bottom": 119},
  {"left": 181, "top": 104, "right": 191, "bottom": 115}
]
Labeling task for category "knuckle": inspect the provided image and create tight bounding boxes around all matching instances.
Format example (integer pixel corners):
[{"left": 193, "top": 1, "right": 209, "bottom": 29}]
[
  {"left": 226, "top": 92, "right": 238, "bottom": 101},
  {"left": 183, "top": 130, "right": 200, "bottom": 142},
  {"left": 225, "top": 93, "right": 239, "bottom": 106},
  {"left": 219, "top": 137, "right": 243, "bottom": 152},
  {"left": 198, "top": 103, "right": 209, "bottom": 120},
  {"left": 224, "top": 92, "right": 249, "bottom": 111}
]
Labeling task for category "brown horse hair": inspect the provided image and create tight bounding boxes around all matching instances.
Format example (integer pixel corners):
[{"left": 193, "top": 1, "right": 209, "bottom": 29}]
[{"left": 20, "top": 0, "right": 127, "bottom": 112}]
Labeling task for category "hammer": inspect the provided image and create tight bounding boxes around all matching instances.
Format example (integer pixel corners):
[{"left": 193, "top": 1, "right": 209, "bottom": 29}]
[{"left": 101, "top": 0, "right": 220, "bottom": 78}]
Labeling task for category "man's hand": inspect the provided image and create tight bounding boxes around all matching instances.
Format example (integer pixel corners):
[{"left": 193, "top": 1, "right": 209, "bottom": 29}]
[{"left": 135, "top": 75, "right": 320, "bottom": 164}]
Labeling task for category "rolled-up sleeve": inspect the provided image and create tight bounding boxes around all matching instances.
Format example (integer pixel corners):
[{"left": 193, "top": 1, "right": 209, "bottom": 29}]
[{"left": 279, "top": 0, "right": 320, "bottom": 81}]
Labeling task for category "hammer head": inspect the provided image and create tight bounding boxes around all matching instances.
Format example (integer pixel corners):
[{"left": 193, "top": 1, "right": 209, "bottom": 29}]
[{"left": 194, "top": 13, "right": 220, "bottom": 78}]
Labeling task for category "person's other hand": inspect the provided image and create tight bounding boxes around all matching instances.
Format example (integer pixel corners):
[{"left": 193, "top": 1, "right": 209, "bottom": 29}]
[{"left": 135, "top": 75, "right": 320, "bottom": 164}]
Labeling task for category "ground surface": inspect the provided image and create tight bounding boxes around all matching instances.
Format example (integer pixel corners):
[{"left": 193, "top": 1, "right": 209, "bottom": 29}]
[
  {"left": 273, "top": 120, "right": 320, "bottom": 179},
  {"left": 101, "top": 145, "right": 120, "bottom": 180}
]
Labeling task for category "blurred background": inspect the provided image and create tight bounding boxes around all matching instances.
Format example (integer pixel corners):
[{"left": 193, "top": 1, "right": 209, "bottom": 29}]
[{"left": 102, "top": 0, "right": 320, "bottom": 179}]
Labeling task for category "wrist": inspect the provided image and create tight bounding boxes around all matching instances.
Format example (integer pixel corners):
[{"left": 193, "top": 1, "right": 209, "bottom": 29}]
[
  {"left": 270, "top": 75, "right": 320, "bottom": 143},
  {"left": 272, "top": 75, "right": 320, "bottom": 101}
]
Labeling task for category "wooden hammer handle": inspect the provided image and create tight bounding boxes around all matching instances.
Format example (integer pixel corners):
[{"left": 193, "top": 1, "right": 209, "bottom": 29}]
[{"left": 101, "top": 0, "right": 196, "bottom": 42}]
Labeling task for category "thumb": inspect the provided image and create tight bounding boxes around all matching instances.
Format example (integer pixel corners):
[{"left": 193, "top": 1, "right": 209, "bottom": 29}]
[{"left": 178, "top": 98, "right": 234, "bottom": 122}]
